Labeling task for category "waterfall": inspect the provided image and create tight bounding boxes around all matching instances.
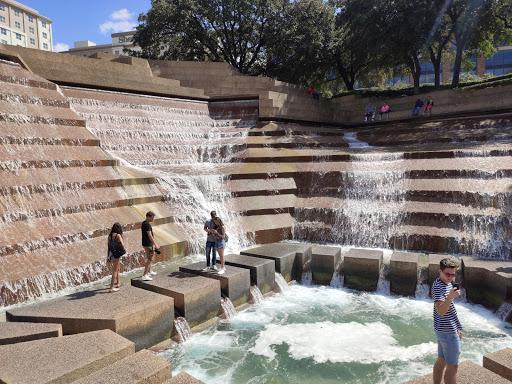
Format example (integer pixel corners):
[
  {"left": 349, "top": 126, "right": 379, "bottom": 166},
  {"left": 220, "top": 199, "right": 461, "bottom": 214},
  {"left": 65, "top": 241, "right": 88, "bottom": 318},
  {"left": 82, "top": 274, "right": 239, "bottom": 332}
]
[
  {"left": 173, "top": 316, "right": 192, "bottom": 342},
  {"left": 496, "top": 301, "right": 512, "bottom": 321},
  {"left": 330, "top": 271, "right": 344, "bottom": 288},
  {"left": 250, "top": 285, "right": 264, "bottom": 304},
  {"left": 301, "top": 271, "right": 312, "bottom": 286},
  {"left": 376, "top": 250, "right": 392, "bottom": 295},
  {"left": 220, "top": 297, "right": 237, "bottom": 319},
  {"left": 343, "top": 132, "right": 370, "bottom": 148},
  {"left": 275, "top": 272, "right": 289, "bottom": 292}
]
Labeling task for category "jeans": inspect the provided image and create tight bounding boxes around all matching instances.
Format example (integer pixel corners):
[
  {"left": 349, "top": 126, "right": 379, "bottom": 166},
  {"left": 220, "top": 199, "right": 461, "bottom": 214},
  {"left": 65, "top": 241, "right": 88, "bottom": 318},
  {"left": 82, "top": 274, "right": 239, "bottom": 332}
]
[
  {"left": 206, "top": 241, "right": 216, "bottom": 266},
  {"left": 412, "top": 107, "right": 421, "bottom": 116},
  {"left": 436, "top": 331, "right": 461, "bottom": 365}
]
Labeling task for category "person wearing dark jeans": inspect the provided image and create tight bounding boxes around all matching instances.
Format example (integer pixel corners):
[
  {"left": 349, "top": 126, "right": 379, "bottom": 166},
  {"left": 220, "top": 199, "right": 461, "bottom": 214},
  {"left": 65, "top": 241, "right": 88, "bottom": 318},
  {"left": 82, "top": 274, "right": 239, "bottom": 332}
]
[
  {"left": 203, "top": 210, "right": 217, "bottom": 271},
  {"left": 308, "top": 87, "right": 320, "bottom": 100},
  {"left": 412, "top": 98, "right": 424, "bottom": 116}
]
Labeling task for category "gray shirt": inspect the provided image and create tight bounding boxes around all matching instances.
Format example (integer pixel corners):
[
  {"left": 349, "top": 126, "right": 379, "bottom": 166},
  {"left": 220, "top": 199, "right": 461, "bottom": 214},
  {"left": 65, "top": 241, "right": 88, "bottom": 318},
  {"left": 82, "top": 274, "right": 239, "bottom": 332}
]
[{"left": 204, "top": 219, "right": 216, "bottom": 242}]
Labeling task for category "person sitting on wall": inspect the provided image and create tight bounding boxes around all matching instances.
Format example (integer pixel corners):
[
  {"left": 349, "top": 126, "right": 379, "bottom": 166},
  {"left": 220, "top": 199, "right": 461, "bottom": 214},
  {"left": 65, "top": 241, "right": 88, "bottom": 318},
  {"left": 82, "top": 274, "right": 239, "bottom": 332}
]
[
  {"left": 423, "top": 96, "right": 434, "bottom": 116},
  {"left": 379, "top": 103, "right": 391, "bottom": 120},
  {"left": 364, "top": 103, "right": 376, "bottom": 122},
  {"left": 412, "top": 98, "right": 424, "bottom": 116},
  {"left": 308, "top": 87, "right": 320, "bottom": 100}
]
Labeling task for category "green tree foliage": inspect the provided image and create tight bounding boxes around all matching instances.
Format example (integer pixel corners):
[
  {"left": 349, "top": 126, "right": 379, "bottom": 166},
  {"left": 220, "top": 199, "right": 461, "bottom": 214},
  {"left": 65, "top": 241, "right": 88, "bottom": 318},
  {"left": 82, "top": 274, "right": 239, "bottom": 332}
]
[{"left": 131, "top": 0, "right": 286, "bottom": 74}]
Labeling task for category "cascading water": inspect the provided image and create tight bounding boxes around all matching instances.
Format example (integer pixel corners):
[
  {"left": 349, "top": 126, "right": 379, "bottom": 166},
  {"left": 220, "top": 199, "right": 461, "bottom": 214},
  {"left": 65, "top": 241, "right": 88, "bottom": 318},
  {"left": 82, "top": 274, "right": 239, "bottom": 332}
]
[
  {"left": 275, "top": 272, "right": 289, "bottom": 292},
  {"left": 220, "top": 297, "right": 237, "bottom": 319},
  {"left": 249, "top": 285, "right": 264, "bottom": 304},
  {"left": 376, "top": 250, "right": 392, "bottom": 295},
  {"left": 496, "top": 301, "right": 512, "bottom": 321},
  {"left": 174, "top": 316, "right": 193, "bottom": 342}
]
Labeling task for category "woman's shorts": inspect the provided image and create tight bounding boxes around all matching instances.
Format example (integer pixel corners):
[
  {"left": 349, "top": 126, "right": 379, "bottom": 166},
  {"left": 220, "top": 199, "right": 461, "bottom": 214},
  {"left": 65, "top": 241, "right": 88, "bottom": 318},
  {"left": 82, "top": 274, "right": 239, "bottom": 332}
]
[
  {"left": 426, "top": 105, "right": 433, "bottom": 110},
  {"left": 436, "top": 331, "right": 461, "bottom": 365},
  {"left": 215, "top": 239, "right": 225, "bottom": 249}
]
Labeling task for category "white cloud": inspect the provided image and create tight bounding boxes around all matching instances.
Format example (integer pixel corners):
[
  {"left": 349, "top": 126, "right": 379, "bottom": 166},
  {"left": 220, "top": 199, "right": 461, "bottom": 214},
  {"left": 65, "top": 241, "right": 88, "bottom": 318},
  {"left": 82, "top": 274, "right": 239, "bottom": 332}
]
[
  {"left": 99, "top": 8, "right": 137, "bottom": 35},
  {"left": 53, "top": 42, "right": 70, "bottom": 52}
]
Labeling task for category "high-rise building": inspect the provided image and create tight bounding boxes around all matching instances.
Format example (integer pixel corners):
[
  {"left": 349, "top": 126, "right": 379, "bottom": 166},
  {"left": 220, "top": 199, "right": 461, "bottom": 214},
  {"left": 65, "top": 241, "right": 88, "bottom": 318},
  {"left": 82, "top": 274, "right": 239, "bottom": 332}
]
[
  {"left": 66, "top": 32, "right": 142, "bottom": 57},
  {"left": 0, "top": 0, "right": 52, "bottom": 51}
]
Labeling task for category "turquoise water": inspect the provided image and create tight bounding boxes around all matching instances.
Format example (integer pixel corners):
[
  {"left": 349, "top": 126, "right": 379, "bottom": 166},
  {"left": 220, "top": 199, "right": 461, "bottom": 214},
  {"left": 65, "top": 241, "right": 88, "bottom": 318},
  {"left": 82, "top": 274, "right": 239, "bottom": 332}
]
[{"left": 160, "top": 284, "right": 512, "bottom": 384}]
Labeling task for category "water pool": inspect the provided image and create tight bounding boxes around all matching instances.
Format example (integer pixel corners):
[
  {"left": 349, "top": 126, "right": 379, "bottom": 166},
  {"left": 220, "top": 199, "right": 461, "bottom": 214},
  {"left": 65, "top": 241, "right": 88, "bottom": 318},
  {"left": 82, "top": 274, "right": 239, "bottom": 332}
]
[{"left": 160, "top": 284, "right": 512, "bottom": 384}]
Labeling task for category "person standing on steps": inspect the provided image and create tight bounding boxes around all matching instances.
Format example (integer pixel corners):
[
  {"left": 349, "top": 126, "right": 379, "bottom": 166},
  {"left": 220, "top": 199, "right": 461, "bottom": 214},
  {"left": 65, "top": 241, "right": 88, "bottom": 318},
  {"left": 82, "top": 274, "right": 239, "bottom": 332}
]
[
  {"left": 210, "top": 216, "right": 226, "bottom": 274},
  {"left": 141, "top": 211, "right": 160, "bottom": 281},
  {"left": 107, "top": 222, "right": 125, "bottom": 292},
  {"left": 203, "top": 210, "right": 218, "bottom": 272},
  {"left": 432, "top": 258, "right": 462, "bottom": 384}
]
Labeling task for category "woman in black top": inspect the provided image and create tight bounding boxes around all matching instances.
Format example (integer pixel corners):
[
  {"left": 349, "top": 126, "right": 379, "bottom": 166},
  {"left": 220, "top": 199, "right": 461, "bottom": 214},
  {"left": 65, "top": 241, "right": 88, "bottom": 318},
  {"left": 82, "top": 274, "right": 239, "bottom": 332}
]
[{"left": 107, "top": 222, "right": 125, "bottom": 292}]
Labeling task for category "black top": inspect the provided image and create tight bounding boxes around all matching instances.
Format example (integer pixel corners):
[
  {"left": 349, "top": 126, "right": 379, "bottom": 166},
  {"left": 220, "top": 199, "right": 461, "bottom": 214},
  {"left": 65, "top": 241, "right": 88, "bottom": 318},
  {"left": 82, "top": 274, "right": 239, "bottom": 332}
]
[{"left": 141, "top": 220, "right": 153, "bottom": 247}]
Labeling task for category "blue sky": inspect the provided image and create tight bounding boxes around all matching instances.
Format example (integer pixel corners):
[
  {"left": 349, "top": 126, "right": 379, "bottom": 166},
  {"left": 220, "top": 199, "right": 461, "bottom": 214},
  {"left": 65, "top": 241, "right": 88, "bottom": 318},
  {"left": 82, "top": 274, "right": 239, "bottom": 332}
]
[{"left": 20, "top": 0, "right": 152, "bottom": 51}]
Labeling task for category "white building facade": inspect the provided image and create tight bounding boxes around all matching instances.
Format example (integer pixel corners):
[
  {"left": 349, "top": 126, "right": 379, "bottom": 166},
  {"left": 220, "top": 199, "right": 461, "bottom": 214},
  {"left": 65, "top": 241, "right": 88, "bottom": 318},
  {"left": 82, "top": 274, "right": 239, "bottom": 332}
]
[
  {"left": 66, "top": 31, "right": 142, "bottom": 57},
  {"left": 0, "top": 0, "right": 52, "bottom": 51}
]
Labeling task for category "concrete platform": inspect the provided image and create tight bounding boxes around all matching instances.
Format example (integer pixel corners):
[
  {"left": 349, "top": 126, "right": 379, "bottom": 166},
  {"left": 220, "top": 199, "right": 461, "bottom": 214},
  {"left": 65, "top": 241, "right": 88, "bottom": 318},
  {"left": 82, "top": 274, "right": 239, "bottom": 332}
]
[
  {"left": 390, "top": 251, "right": 419, "bottom": 296},
  {"left": 240, "top": 242, "right": 312, "bottom": 281},
  {"left": 73, "top": 349, "right": 172, "bottom": 384},
  {"left": 179, "top": 261, "right": 250, "bottom": 307},
  {"left": 6, "top": 285, "right": 174, "bottom": 351},
  {"left": 343, "top": 248, "right": 383, "bottom": 292},
  {"left": 0, "top": 322, "right": 62, "bottom": 345},
  {"left": 165, "top": 372, "right": 206, "bottom": 384},
  {"left": 0, "top": 329, "right": 134, "bottom": 384},
  {"left": 131, "top": 271, "right": 221, "bottom": 328},
  {"left": 401, "top": 360, "right": 511, "bottom": 383},
  {"left": 310, "top": 245, "right": 341, "bottom": 284},
  {"left": 462, "top": 257, "right": 512, "bottom": 310},
  {"left": 483, "top": 348, "right": 512, "bottom": 381},
  {"left": 224, "top": 253, "right": 276, "bottom": 294}
]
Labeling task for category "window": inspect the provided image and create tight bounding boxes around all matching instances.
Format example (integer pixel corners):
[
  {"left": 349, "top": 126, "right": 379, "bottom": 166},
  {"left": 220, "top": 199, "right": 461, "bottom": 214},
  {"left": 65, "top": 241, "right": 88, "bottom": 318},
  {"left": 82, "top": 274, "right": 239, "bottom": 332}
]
[
  {"left": 0, "top": 4, "right": 4, "bottom": 11},
  {"left": 15, "top": 21, "right": 20, "bottom": 29},
  {"left": 42, "top": 32, "right": 47, "bottom": 39},
  {"left": 1, "top": 28, "right": 5, "bottom": 35},
  {"left": 14, "top": 10, "right": 20, "bottom": 17},
  {"left": 28, "top": 16, "right": 33, "bottom": 22},
  {"left": 29, "top": 26, "right": 34, "bottom": 33},
  {"left": 15, "top": 33, "right": 21, "bottom": 40},
  {"left": 115, "top": 50, "right": 119, "bottom": 54},
  {"left": 41, "top": 21, "right": 46, "bottom": 28},
  {"left": 43, "top": 42, "right": 48, "bottom": 49},
  {"left": 0, "top": 16, "right": 5, "bottom": 23},
  {"left": 29, "top": 38, "right": 35, "bottom": 44}
]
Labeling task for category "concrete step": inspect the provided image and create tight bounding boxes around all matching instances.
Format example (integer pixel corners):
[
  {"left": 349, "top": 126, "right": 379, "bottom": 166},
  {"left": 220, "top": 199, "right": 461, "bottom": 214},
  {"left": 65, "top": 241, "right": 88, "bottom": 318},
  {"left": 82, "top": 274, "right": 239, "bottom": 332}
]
[
  {"left": 483, "top": 347, "right": 512, "bottom": 381},
  {"left": 0, "top": 81, "right": 69, "bottom": 107},
  {"left": 0, "top": 322, "right": 62, "bottom": 345},
  {"left": 74, "top": 349, "right": 173, "bottom": 384},
  {"left": 164, "top": 372, "right": 205, "bottom": 384},
  {"left": 0, "top": 120, "right": 96, "bottom": 140},
  {"left": 0, "top": 329, "right": 134, "bottom": 384}
]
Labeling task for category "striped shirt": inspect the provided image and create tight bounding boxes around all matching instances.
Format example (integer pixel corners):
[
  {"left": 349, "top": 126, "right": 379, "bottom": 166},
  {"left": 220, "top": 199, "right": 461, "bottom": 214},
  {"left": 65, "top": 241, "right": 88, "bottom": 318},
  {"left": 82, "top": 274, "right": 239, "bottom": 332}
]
[{"left": 432, "top": 278, "right": 462, "bottom": 333}]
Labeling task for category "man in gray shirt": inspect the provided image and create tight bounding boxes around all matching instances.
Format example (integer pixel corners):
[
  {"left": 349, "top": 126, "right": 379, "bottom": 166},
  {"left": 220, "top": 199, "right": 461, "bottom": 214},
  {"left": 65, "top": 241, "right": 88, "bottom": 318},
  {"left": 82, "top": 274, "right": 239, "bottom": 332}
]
[{"left": 203, "top": 211, "right": 218, "bottom": 271}]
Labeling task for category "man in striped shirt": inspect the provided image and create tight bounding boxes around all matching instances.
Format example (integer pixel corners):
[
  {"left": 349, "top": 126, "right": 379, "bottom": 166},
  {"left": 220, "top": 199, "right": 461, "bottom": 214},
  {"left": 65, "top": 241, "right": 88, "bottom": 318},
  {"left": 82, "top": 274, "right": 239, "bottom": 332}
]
[{"left": 432, "top": 258, "right": 462, "bottom": 384}]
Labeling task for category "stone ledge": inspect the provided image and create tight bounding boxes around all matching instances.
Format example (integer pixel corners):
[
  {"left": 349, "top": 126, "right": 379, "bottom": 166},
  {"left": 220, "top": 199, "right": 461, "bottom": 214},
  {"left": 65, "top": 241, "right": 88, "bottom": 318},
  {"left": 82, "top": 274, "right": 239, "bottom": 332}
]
[
  {"left": 132, "top": 271, "right": 221, "bottom": 328},
  {"left": 164, "top": 372, "right": 206, "bottom": 384},
  {"left": 401, "top": 360, "right": 511, "bottom": 383},
  {"left": 179, "top": 261, "right": 250, "bottom": 308},
  {"left": 73, "top": 349, "right": 172, "bottom": 384},
  {"left": 0, "top": 322, "right": 62, "bottom": 345},
  {"left": 311, "top": 245, "right": 341, "bottom": 284},
  {"left": 6, "top": 286, "right": 174, "bottom": 351},
  {"left": 343, "top": 248, "right": 383, "bottom": 292},
  {"left": 224, "top": 253, "right": 276, "bottom": 294},
  {"left": 0, "top": 329, "right": 134, "bottom": 384},
  {"left": 390, "top": 251, "right": 419, "bottom": 297},
  {"left": 483, "top": 347, "right": 512, "bottom": 381}
]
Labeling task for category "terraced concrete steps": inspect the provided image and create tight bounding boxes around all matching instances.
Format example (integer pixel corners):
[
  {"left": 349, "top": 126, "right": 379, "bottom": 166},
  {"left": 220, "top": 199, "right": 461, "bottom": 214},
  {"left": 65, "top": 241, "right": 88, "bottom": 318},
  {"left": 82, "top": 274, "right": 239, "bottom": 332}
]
[
  {"left": 0, "top": 322, "right": 62, "bottom": 345},
  {"left": 483, "top": 348, "right": 512, "bottom": 381}
]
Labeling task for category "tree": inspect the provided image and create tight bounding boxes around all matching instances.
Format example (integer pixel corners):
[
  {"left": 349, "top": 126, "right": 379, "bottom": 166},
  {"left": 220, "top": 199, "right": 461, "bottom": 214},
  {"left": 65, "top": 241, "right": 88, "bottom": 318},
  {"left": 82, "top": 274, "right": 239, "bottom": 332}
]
[{"left": 131, "top": 0, "right": 287, "bottom": 75}]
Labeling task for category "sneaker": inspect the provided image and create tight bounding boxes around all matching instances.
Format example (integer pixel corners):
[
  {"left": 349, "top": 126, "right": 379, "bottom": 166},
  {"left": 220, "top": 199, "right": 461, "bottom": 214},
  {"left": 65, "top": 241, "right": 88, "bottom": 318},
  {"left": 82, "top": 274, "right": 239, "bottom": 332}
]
[
  {"left": 211, "top": 265, "right": 218, "bottom": 271},
  {"left": 141, "top": 275, "right": 153, "bottom": 281},
  {"left": 202, "top": 267, "right": 210, "bottom": 272},
  {"left": 217, "top": 269, "right": 225, "bottom": 275},
  {"left": 149, "top": 271, "right": 157, "bottom": 276}
]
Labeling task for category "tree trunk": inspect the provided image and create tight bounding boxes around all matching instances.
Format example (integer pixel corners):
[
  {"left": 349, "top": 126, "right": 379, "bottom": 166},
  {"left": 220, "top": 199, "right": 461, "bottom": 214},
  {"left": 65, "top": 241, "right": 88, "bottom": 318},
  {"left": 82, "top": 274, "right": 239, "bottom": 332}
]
[{"left": 451, "top": 44, "right": 464, "bottom": 88}]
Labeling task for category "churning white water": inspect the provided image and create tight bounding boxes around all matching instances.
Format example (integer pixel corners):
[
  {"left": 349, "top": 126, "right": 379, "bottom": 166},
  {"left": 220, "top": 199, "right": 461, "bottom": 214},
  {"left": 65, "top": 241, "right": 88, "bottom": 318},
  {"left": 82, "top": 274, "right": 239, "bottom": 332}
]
[{"left": 161, "top": 284, "right": 512, "bottom": 384}]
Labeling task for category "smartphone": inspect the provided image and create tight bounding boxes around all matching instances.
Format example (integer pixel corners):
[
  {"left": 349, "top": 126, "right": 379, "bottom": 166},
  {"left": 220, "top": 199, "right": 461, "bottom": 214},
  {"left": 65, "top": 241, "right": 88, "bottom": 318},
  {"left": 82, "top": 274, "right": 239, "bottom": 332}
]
[{"left": 452, "top": 283, "right": 460, "bottom": 290}]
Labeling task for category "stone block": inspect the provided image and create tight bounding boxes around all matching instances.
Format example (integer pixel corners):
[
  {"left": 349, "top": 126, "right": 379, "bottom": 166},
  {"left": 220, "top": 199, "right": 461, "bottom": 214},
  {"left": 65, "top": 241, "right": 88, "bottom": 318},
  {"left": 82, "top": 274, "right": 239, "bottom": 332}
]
[
  {"left": 401, "top": 360, "right": 511, "bottom": 383},
  {"left": 390, "top": 251, "right": 419, "bottom": 297},
  {"left": 165, "top": 372, "right": 206, "bottom": 383},
  {"left": 131, "top": 271, "right": 221, "bottom": 328},
  {"left": 343, "top": 248, "right": 382, "bottom": 292},
  {"left": 462, "top": 258, "right": 512, "bottom": 310},
  {"left": 224, "top": 253, "right": 276, "bottom": 294},
  {"left": 73, "top": 349, "right": 172, "bottom": 384},
  {"left": 240, "top": 242, "right": 312, "bottom": 281},
  {"left": 0, "top": 329, "right": 134, "bottom": 384},
  {"left": 179, "top": 262, "right": 250, "bottom": 308},
  {"left": 311, "top": 246, "right": 341, "bottom": 284},
  {"left": 6, "top": 286, "right": 174, "bottom": 351},
  {"left": 483, "top": 348, "right": 512, "bottom": 381},
  {"left": 0, "top": 322, "right": 62, "bottom": 345}
]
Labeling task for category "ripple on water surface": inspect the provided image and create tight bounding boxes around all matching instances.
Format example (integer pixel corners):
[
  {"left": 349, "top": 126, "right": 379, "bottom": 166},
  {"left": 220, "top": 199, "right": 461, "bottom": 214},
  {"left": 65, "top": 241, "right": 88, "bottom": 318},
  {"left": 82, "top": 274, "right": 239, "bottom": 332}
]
[{"left": 160, "top": 284, "right": 512, "bottom": 384}]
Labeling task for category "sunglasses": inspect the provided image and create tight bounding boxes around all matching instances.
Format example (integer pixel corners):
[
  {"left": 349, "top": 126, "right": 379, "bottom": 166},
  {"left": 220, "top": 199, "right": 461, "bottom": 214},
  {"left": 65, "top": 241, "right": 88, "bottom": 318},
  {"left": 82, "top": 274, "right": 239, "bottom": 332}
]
[{"left": 443, "top": 272, "right": 456, "bottom": 277}]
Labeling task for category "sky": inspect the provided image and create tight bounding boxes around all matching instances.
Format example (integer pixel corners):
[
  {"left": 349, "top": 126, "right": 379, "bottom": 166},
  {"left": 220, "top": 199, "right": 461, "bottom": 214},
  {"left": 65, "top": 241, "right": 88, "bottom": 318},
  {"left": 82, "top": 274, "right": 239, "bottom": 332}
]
[{"left": 19, "top": 0, "right": 152, "bottom": 52}]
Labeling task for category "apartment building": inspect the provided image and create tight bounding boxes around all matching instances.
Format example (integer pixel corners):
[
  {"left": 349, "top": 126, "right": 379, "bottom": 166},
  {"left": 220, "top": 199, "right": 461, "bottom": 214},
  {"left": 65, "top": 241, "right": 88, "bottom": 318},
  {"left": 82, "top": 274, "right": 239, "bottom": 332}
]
[{"left": 0, "top": 0, "right": 52, "bottom": 51}]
